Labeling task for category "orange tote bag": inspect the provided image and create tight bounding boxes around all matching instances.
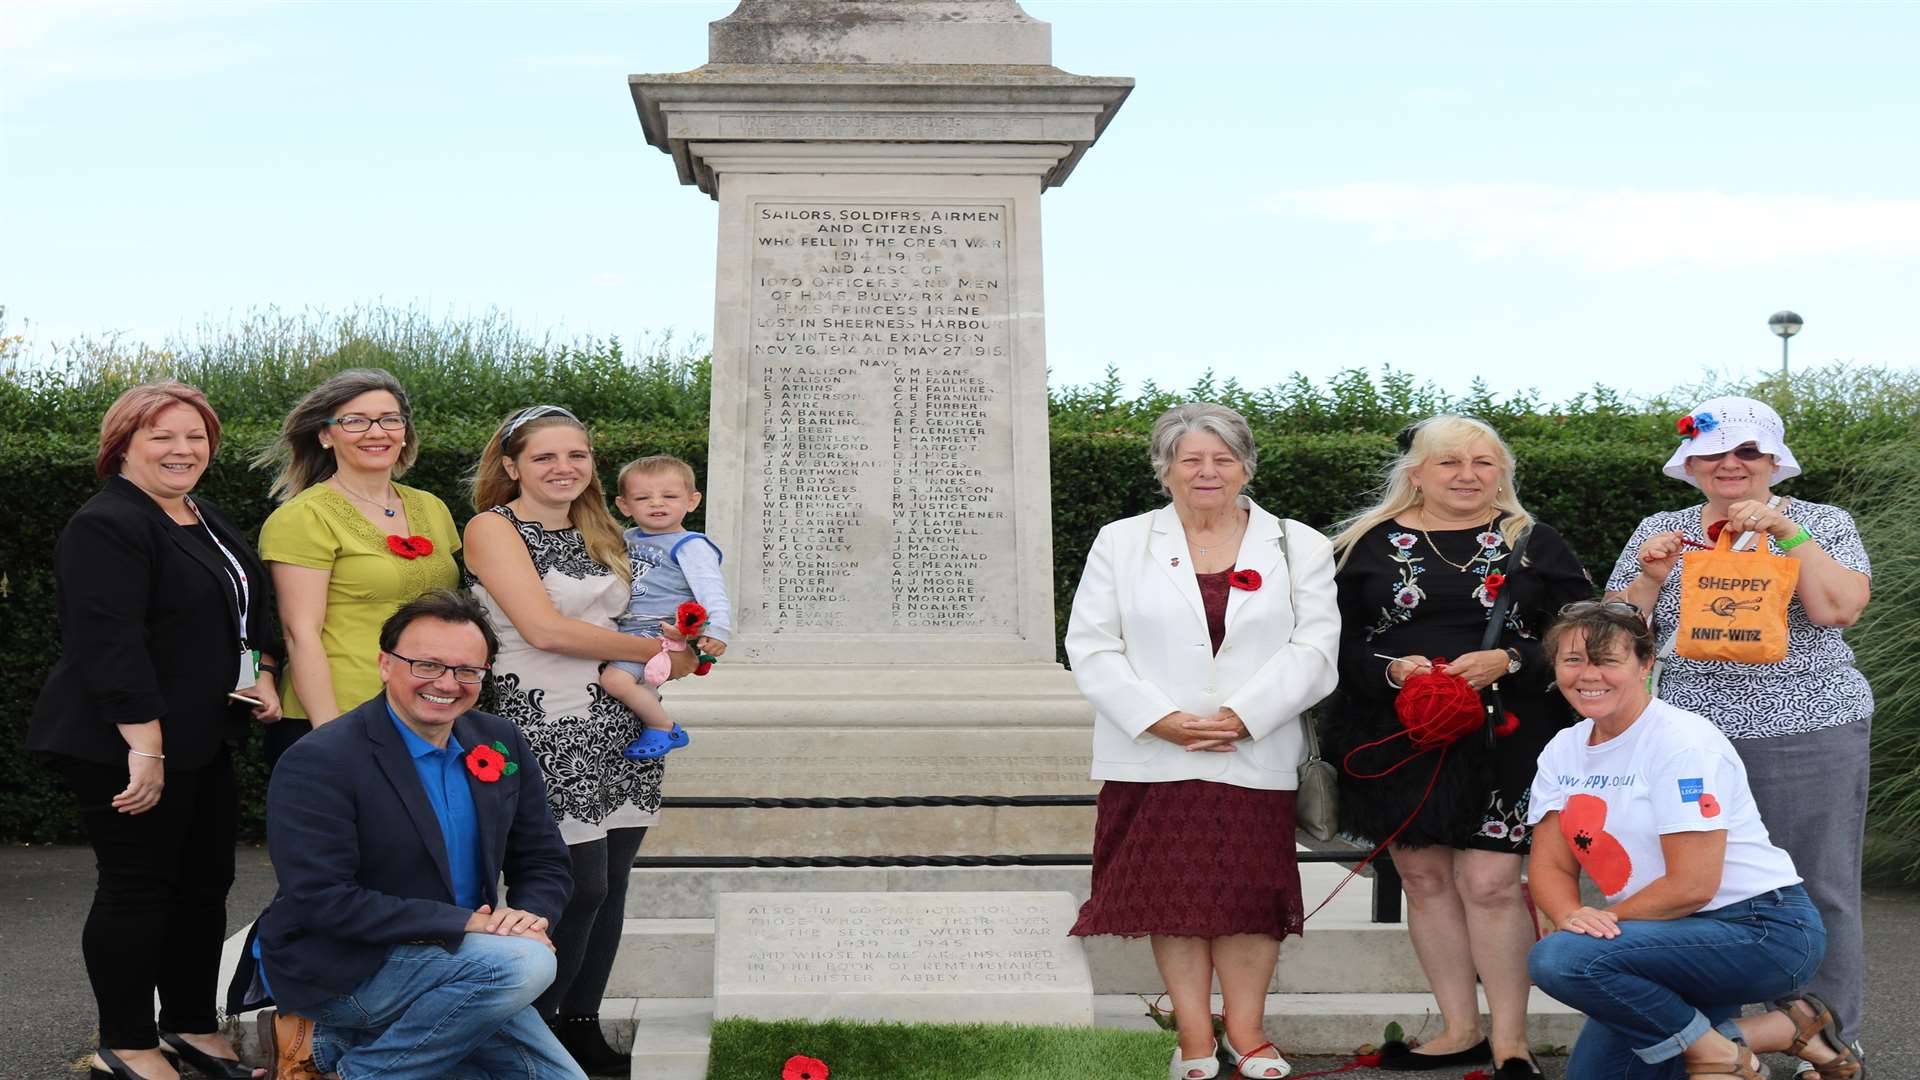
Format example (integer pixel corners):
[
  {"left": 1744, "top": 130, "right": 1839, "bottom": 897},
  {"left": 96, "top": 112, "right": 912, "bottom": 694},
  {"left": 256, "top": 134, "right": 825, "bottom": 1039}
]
[{"left": 1675, "top": 529, "right": 1800, "bottom": 664}]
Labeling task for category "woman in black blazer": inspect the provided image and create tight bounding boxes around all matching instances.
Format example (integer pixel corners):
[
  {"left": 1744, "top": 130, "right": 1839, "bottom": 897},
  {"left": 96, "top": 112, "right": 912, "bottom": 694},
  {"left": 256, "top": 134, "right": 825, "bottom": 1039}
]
[{"left": 30, "top": 382, "right": 280, "bottom": 1080}]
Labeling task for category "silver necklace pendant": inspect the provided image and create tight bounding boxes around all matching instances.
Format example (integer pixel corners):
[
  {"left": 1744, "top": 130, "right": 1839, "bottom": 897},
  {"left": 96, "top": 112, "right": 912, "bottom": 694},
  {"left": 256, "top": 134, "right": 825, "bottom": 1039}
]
[{"left": 383, "top": 507, "right": 397, "bottom": 517}]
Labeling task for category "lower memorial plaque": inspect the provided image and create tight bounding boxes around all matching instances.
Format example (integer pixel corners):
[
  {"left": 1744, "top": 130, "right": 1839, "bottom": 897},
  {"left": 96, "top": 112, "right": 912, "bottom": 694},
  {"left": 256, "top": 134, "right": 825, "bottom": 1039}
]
[{"left": 712, "top": 891, "right": 1094, "bottom": 1024}]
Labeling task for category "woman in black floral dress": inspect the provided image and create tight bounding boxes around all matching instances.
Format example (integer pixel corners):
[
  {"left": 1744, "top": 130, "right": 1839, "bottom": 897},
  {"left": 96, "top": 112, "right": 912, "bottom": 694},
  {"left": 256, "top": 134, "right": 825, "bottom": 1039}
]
[
  {"left": 1323, "top": 415, "right": 1590, "bottom": 1078},
  {"left": 463, "top": 405, "right": 696, "bottom": 1076}
]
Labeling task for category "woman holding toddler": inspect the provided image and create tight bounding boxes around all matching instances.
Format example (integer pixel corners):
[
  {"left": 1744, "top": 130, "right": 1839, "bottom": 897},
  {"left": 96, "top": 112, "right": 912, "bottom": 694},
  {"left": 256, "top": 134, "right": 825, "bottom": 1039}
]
[{"left": 463, "top": 405, "right": 699, "bottom": 1076}]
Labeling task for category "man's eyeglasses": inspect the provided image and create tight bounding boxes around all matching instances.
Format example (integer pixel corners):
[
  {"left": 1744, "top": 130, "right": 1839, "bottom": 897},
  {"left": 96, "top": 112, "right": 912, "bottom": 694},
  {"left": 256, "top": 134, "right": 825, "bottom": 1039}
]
[
  {"left": 1558, "top": 600, "right": 1644, "bottom": 619},
  {"left": 325, "top": 414, "right": 408, "bottom": 433},
  {"left": 386, "top": 651, "right": 489, "bottom": 684},
  {"left": 1690, "top": 445, "right": 1768, "bottom": 463}
]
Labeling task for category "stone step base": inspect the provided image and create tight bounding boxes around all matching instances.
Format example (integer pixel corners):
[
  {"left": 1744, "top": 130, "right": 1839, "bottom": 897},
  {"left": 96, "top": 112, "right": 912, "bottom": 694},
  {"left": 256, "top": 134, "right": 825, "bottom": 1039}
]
[
  {"left": 604, "top": 990, "right": 1586, "bottom": 1077},
  {"left": 608, "top": 913, "right": 1427, "bottom": 998},
  {"left": 626, "top": 861, "right": 1384, "bottom": 921}
]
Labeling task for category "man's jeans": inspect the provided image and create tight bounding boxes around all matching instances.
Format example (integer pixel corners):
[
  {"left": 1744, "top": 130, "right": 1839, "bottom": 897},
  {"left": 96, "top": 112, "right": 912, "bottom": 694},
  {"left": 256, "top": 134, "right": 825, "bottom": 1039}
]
[
  {"left": 1529, "top": 885, "right": 1826, "bottom": 1080},
  {"left": 305, "top": 934, "right": 587, "bottom": 1079}
]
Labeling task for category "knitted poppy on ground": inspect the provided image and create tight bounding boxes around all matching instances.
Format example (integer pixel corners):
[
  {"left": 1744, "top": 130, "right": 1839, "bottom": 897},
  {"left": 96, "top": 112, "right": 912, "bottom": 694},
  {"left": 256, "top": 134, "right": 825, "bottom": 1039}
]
[
  {"left": 385, "top": 534, "right": 434, "bottom": 559},
  {"left": 1229, "top": 568, "right": 1262, "bottom": 591},
  {"left": 781, "top": 1056, "right": 828, "bottom": 1080}
]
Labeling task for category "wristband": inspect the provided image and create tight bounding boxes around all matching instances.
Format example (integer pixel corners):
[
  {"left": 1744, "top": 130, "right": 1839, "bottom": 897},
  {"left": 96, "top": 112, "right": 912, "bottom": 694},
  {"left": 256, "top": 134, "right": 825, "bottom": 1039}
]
[
  {"left": 1776, "top": 527, "right": 1814, "bottom": 551},
  {"left": 257, "top": 661, "right": 280, "bottom": 676},
  {"left": 128, "top": 748, "right": 165, "bottom": 760}
]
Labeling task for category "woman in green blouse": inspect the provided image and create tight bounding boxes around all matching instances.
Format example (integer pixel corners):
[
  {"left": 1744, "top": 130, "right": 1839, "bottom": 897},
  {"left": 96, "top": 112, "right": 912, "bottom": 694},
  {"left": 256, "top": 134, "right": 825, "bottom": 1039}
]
[{"left": 254, "top": 369, "right": 460, "bottom": 766}]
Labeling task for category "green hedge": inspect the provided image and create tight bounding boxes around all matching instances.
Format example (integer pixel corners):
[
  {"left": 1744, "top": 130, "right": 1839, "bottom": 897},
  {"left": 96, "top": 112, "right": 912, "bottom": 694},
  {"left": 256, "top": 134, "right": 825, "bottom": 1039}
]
[{"left": 0, "top": 426, "right": 1856, "bottom": 842}]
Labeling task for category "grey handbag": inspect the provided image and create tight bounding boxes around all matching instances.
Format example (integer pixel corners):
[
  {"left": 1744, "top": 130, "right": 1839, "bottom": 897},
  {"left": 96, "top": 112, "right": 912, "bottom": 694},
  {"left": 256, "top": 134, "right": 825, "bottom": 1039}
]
[
  {"left": 1296, "top": 707, "right": 1340, "bottom": 842},
  {"left": 1279, "top": 520, "right": 1339, "bottom": 842}
]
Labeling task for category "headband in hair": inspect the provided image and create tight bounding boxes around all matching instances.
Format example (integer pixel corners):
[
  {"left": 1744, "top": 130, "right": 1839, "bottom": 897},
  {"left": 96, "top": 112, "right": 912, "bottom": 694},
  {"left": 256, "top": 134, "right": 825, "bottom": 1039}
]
[{"left": 502, "top": 405, "right": 579, "bottom": 444}]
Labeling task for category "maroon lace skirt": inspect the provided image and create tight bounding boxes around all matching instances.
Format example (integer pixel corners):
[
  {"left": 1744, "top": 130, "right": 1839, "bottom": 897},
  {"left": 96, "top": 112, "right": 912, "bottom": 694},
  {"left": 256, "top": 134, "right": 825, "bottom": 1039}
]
[{"left": 1069, "top": 779, "right": 1305, "bottom": 940}]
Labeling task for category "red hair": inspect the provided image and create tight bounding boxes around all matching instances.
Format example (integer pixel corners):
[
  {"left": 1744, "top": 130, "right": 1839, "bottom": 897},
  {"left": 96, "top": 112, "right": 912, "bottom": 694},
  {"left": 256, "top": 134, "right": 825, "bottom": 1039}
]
[{"left": 96, "top": 381, "right": 223, "bottom": 480}]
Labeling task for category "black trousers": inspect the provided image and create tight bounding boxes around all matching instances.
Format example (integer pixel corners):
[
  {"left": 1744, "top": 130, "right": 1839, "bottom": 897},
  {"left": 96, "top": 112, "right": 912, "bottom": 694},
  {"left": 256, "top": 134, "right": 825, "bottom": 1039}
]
[
  {"left": 537, "top": 826, "right": 648, "bottom": 1021},
  {"left": 57, "top": 747, "right": 237, "bottom": 1049}
]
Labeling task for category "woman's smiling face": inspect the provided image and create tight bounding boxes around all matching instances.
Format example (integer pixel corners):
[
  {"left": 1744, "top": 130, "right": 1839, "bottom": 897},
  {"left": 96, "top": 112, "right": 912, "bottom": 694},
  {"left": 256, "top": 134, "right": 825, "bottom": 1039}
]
[
  {"left": 1554, "top": 628, "right": 1654, "bottom": 727},
  {"left": 323, "top": 390, "right": 407, "bottom": 474},
  {"left": 1164, "top": 430, "right": 1247, "bottom": 513},
  {"left": 120, "top": 402, "right": 209, "bottom": 501}
]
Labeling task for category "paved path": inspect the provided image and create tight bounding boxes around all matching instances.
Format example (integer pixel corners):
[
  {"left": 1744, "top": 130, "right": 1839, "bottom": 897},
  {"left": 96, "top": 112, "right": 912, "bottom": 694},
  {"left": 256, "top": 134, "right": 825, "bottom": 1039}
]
[{"left": 4, "top": 845, "right": 1912, "bottom": 1079}]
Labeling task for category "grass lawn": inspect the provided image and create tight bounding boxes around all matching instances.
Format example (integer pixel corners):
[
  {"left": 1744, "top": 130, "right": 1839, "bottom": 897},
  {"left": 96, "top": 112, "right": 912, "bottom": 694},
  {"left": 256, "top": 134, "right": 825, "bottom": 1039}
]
[{"left": 705, "top": 1018, "right": 1179, "bottom": 1080}]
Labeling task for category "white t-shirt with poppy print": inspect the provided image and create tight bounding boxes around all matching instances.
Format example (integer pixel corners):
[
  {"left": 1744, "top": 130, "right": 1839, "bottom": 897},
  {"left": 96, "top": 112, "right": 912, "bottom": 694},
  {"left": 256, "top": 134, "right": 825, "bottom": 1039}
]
[{"left": 1526, "top": 698, "right": 1800, "bottom": 910}]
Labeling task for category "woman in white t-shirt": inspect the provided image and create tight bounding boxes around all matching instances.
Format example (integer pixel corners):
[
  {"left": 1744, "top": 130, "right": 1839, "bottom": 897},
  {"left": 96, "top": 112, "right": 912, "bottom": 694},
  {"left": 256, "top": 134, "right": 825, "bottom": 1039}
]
[{"left": 1523, "top": 602, "right": 1864, "bottom": 1080}]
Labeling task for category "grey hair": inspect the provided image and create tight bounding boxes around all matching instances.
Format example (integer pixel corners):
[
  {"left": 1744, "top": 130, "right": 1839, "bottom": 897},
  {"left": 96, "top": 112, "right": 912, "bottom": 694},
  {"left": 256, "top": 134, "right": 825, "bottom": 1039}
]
[
  {"left": 1149, "top": 403, "right": 1258, "bottom": 495},
  {"left": 255, "top": 367, "right": 419, "bottom": 502}
]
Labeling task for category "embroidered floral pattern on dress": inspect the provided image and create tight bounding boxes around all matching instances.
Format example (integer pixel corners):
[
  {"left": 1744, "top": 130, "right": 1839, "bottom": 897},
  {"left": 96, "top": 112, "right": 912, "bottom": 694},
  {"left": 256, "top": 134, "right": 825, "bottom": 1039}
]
[
  {"left": 315, "top": 485, "right": 451, "bottom": 602},
  {"left": 1368, "top": 532, "right": 1428, "bottom": 637},
  {"left": 1475, "top": 789, "right": 1531, "bottom": 850},
  {"left": 491, "top": 505, "right": 605, "bottom": 579}
]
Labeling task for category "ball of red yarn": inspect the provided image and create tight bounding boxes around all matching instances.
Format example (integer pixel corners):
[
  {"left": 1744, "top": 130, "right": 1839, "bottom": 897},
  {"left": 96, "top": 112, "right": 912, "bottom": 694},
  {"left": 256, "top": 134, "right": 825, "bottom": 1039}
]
[{"left": 1394, "top": 660, "right": 1484, "bottom": 748}]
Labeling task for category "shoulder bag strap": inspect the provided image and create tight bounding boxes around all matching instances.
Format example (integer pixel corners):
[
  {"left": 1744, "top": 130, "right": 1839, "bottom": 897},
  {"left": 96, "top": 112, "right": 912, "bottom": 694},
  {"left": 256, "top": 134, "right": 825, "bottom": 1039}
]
[
  {"left": 1476, "top": 526, "right": 1534, "bottom": 747},
  {"left": 1278, "top": 520, "right": 1326, "bottom": 765}
]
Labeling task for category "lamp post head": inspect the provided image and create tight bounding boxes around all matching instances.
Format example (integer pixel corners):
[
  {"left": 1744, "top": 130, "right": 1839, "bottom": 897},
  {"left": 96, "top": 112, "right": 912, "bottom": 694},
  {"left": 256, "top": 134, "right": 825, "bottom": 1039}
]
[{"left": 1769, "top": 310, "right": 1804, "bottom": 338}]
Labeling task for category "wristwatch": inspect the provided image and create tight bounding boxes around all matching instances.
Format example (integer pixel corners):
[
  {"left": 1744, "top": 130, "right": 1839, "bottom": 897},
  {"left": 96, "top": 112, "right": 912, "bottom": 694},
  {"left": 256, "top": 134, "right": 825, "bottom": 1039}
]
[{"left": 1503, "top": 647, "right": 1523, "bottom": 674}]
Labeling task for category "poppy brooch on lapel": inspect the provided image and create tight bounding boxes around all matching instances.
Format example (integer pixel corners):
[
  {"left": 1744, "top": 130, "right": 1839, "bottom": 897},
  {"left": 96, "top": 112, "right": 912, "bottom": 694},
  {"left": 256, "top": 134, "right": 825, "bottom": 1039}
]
[
  {"left": 1229, "top": 569, "right": 1262, "bottom": 591},
  {"left": 386, "top": 534, "right": 435, "bottom": 559},
  {"left": 464, "top": 741, "right": 520, "bottom": 782}
]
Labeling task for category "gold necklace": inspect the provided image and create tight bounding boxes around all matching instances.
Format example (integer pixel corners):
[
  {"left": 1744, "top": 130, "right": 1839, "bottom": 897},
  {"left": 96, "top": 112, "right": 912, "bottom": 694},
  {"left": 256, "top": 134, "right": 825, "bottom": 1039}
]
[
  {"left": 332, "top": 477, "right": 399, "bottom": 519},
  {"left": 1416, "top": 514, "right": 1496, "bottom": 572}
]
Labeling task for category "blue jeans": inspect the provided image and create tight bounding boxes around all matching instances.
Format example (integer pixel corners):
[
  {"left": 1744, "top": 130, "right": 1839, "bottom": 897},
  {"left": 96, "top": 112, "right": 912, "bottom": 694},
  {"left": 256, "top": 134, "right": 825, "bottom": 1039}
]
[
  {"left": 306, "top": 934, "right": 586, "bottom": 1079},
  {"left": 1529, "top": 885, "right": 1826, "bottom": 1080}
]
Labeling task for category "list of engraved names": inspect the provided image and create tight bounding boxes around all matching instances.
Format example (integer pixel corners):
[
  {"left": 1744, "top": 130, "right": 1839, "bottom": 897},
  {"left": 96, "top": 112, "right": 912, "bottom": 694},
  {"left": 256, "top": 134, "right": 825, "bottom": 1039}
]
[
  {"left": 733, "top": 896, "right": 1067, "bottom": 992},
  {"left": 747, "top": 202, "right": 1017, "bottom": 636}
]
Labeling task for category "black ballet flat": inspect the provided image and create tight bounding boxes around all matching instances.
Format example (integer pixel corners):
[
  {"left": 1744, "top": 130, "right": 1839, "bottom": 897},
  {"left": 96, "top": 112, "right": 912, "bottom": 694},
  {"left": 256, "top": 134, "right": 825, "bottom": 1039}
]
[
  {"left": 550, "top": 1014, "right": 628, "bottom": 1076},
  {"left": 1378, "top": 1037, "right": 1494, "bottom": 1071},
  {"left": 159, "top": 1032, "right": 258, "bottom": 1079}
]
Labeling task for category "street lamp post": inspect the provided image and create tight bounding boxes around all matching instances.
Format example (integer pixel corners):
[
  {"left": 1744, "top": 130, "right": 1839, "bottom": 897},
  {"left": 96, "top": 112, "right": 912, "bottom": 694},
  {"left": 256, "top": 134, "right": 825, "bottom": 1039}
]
[{"left": 1769, "top": 310, "right": 1803, "bottom": 378}]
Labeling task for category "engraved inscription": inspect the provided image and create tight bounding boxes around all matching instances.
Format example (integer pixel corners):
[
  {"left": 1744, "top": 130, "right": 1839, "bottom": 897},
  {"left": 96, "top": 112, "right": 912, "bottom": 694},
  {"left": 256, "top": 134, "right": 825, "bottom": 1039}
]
[
  {"left": 745, "top": 203, "right": 1017, "bottom": 637},
  {"left": 718, "top": 113, "right": 1022, "bottom": 140},
  {"left": 719, "top": 893, "right": 1074, "bottom": 993}
]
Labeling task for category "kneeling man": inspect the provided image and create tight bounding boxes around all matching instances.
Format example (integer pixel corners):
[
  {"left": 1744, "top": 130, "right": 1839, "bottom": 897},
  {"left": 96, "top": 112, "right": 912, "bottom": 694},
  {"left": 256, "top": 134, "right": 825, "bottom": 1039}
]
[{"left": 230, "top": 590, "right": 582, "bottom": 1079}]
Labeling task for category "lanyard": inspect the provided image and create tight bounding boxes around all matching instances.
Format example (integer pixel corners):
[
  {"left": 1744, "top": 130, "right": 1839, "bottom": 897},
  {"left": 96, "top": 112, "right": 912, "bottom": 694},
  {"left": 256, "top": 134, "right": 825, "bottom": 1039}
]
[{"left": 189, "top": 498, "right": 251, "bottom": 649}]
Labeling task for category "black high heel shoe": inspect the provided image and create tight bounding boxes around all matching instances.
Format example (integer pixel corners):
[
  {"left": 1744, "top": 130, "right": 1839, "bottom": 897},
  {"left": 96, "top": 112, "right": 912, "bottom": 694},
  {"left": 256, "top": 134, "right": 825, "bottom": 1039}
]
[
  {"left": 159, "top": 1032, "right": 257, "bottom": 1079},
  {"left": 90, "top": 1048, "right": 168, "bottom": 1080}
]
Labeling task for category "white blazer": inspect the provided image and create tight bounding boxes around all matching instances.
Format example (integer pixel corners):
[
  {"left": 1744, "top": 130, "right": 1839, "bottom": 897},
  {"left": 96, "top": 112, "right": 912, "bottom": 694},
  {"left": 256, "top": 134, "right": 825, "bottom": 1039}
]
[{"left": 1065, "top": 497, "right": 1341, "bottom": 790}]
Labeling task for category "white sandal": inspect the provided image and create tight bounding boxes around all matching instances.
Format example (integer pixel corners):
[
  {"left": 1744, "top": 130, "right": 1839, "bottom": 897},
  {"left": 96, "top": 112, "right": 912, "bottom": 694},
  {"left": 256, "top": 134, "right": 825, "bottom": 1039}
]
[
  {"left": 1222, "top": 1033, "right": 1291, "bottom": 1079},
  {"left": 1169, "top": 1040, "right": 1221, "bottom": 1080}
]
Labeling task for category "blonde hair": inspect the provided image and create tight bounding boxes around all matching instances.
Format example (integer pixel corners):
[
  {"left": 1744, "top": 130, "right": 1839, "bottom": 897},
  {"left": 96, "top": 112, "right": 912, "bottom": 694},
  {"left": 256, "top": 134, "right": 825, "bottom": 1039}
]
[
  {"left": 472, "top": 408, "right": 631, "bottom": 582},
  {"left": 616, "top": 454, "right": 698, "bottom": 496},
  {"left": 255, "top": 368, "right": 418, "bottom": 502},
  {"left": 1330, "top": 414, "right": 1535, "bottom": 569}
]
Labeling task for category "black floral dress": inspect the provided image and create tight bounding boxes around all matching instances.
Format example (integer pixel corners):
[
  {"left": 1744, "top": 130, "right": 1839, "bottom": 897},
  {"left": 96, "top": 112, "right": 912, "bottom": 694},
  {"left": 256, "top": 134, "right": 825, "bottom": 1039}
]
[
  {"left": 467, "top": 505, "right": 663, "bottom": 845},
  {"left": 1321, "top": 520, "right": 1591, "bottom": 852}
]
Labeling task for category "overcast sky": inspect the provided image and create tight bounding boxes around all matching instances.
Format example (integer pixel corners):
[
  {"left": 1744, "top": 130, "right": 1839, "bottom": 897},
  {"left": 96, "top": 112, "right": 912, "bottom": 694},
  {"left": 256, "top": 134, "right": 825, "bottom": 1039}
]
[{"left": 4, "top": 1, "right": 1917, "bottom": 401}]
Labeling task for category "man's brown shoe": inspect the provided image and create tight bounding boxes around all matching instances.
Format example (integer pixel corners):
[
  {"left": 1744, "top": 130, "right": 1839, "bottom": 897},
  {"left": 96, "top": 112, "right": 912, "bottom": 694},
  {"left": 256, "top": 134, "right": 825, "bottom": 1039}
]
[{"left": 258, "top": 1009, "right": 333, "bottom": 1080}]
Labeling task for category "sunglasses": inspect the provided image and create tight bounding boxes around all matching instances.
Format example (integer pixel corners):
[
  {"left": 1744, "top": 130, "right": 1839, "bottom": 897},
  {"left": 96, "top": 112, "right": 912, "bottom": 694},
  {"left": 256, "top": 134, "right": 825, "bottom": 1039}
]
[
  {"left": 1558, "top": 600, "right": 1644, "bottom": 619},
  {"left": 1690, "top": 445, "right": 1768, "bottom": 463}
]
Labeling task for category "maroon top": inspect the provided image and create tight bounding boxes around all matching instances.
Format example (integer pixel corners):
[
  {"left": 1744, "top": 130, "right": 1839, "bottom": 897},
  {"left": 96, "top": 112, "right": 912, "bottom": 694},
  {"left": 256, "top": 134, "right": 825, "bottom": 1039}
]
[{"left": 1197, "top": 569, "right": 1232, "bottom": 654}]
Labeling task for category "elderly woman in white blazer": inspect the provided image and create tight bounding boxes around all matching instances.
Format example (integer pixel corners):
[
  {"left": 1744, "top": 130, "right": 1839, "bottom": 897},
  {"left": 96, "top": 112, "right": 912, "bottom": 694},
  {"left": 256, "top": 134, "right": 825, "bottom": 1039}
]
[{"left": 1066, "top": 403, "right": 1341, "bottom": 1080}]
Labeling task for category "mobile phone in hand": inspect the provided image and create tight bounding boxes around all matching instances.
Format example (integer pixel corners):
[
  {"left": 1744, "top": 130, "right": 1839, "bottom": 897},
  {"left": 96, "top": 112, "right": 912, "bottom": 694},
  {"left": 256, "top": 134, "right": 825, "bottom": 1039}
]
[{"left": 228, "top": 692, "right": 264, "bottom": 707}]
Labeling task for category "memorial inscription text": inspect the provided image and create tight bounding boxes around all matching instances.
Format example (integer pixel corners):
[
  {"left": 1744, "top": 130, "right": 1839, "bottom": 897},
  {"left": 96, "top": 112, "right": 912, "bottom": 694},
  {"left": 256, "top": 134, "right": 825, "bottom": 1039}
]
[{"left": 746, "top": 202, "right": 1017, "bottom": 637}]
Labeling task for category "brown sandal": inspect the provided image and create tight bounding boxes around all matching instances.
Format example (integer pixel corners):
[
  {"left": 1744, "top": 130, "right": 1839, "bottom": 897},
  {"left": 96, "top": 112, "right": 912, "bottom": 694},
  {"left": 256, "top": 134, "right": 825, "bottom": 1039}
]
[
  {"left": 1685, "top": 1052, "right": 1767, "bottom": 1079},
  {"left": 1773, "top": 994, "right": 1865, "bottom": 1079}
]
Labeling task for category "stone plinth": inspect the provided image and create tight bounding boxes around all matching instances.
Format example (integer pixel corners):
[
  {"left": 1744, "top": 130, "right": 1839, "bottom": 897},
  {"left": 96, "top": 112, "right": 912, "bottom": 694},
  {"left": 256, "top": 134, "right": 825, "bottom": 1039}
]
[
  {"left": 712, "top": 890, "right": 1092, "bottom": 1024},
  {"left": 628, "top": 4, "right": 1129, "bottom": 850}
]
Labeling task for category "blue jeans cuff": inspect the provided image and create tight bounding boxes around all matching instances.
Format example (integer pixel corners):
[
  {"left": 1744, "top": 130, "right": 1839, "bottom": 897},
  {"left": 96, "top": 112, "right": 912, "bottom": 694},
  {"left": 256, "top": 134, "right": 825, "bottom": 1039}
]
[
  {"left": 1715, "top": 1017, "right": 1748, "bottom": 1044},
  {"left": 1635, "top": 1009, "right": 1712, "bottom": 1063}
]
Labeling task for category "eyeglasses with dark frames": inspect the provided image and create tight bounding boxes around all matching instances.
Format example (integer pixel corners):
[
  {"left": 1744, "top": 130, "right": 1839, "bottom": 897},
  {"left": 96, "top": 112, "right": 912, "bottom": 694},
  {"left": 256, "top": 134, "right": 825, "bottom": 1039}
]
[
  {"left": 325, "top": 414, "right": 408, "bottom": 433},
  {"left": 386, "top": 651, "right": 489, "bottom": 684},
  {"left": 1689, "top": 445, "right": 1768, "bottom": 462}
]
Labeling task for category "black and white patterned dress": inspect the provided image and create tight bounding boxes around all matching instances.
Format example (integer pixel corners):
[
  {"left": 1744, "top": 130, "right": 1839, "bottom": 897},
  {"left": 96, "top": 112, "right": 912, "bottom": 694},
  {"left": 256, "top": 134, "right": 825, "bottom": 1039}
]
[
  {"left": 1606, "top": 499, "right": 1874, "bottom": 738},
  {"left": 469, "top": 505, "right": 663, "bottom": 844}
]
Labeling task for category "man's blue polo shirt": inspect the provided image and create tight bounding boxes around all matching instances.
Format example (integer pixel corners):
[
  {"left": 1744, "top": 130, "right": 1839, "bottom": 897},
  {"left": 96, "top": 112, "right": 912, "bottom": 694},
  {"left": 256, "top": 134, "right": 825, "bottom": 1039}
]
[
  {"left": 255, "top": 702, "right": 485, "bottom": 995},
  {"left": 384, "top": 700, "right": 486, "bottom": 911}
]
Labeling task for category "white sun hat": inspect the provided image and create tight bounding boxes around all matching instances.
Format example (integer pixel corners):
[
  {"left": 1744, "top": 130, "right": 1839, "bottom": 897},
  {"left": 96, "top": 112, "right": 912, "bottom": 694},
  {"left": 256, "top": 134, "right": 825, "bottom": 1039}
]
[{"left": 1662, "top": 395, "right": 1801, "bottom": 488}]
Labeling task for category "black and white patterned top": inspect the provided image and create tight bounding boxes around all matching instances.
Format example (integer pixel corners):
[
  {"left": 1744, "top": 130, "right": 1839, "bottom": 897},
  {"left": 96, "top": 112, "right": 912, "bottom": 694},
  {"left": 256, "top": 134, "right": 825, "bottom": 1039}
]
[
  {"left": 1606, "top": 499, "right": 1874, "bottom": 740},
  {"left": 468, "top": 505, "right": 663, "bottom": 844}
]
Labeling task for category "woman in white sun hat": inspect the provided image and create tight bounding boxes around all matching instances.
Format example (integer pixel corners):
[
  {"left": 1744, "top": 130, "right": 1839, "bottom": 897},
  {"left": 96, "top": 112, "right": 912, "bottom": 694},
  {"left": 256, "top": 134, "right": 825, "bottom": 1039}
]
[{"left": 1603, "top": 395, "right": 1873, "bottom": 1077}]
